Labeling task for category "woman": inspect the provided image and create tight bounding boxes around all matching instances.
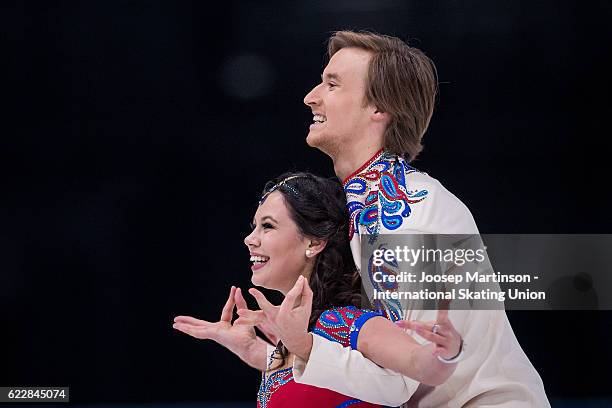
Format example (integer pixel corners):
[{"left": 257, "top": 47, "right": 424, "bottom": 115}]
[{"left": 173, "top": 173, "right": 462, "bottom": 407}]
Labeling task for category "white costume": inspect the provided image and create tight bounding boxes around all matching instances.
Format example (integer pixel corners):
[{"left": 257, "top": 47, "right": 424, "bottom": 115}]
[{"left": 292, "top": 150, "right": 550, "bottom": 407}]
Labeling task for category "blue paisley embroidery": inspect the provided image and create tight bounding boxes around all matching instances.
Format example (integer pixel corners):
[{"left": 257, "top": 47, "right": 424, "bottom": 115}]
[
  {"left": 344, "top": 151, "right": 429, "bottom": 320},
  {"left": 344, "top": 151, "right": 428, "bottom": 240},
  {"left": 345, "top": 178, "right": 367, "bottom": 195},
  {"left": 367, "top": 252, "right": 403, "bottom": 317}
]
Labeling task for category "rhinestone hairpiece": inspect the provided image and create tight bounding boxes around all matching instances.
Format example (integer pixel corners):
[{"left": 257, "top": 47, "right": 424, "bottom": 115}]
[{"left": 259, "top": 175, "right": 304, "bottom": 205}]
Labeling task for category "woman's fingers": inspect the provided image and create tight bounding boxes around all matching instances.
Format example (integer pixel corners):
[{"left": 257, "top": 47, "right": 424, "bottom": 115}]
[
  {"left": 394, "top": 319, "right": 411, "bottom": 330},
  {"left": 173, "top": 315, "right": 209, "bottom": 326},
  {"left": 236, "top": 308, "right": 266, "bottom": 324},
  {"left": 396, "top": 319, "right": 426, "bottom": 334},
  {"left": 398, "top": 319, "right": 441, "bottom": 333},
  {"left": 248, "top": 288, "right": 278, "bottom": 318},
  {"left": 234, "top": 287, "right": 248, "bottom": 310},
  {"left": 173, "top": 322, "right": 213, "bottom": 339},
  {"left": 280, "top": 276, "right": 304, "bottom": 315},
  {"left": 220, "top": 286, "right": 237, "bottom": 322},
  {"left": 398, "top": 320, "right": 451, "bottom": 345},
  {"left": 233, "top": 316, "right": 259, "bottom": 326},
  {"left": 413, "top": 324, "right": 446, "bottom": 344},
  {"left": 301, "top": 276, "right": 313, "bottom": 310}
]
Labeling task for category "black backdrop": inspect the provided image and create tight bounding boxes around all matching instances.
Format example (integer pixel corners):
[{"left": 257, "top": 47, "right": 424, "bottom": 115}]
[{"left": 2, "top": 0, "right": 611, "bottom": 404}]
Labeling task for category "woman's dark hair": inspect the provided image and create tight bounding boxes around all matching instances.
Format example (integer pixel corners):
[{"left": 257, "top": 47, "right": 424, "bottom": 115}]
[{"left": 258, "top": 172, "right": 361, "bottom": 369}]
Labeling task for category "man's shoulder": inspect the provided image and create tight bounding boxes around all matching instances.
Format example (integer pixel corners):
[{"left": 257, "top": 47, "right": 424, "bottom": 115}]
[
  {"left": 405, "top": 169, "right": 460, "bottom": 200},
  {"left": 397, "top": 167, "right": 479, "bottom": 234}
]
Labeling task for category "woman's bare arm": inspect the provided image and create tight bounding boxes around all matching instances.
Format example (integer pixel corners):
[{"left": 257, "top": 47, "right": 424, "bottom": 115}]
[{"left": 356, "top": 313, "right": 461, "bottom": 386}]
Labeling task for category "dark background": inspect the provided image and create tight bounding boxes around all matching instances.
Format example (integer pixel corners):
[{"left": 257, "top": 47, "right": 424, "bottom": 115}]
[{"left": 2, "top": 0, "right": 611, "bottom": 405}]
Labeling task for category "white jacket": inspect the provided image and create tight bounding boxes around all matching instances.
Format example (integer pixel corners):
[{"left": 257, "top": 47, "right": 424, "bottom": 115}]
[{"left": 292, "top": 150, "right": 551, "bottom": 407}]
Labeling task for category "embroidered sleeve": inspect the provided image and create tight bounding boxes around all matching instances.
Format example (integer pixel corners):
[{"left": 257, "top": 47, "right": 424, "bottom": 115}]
[{"left": 312, "top": 306, "right": 383, "bottom": 350}]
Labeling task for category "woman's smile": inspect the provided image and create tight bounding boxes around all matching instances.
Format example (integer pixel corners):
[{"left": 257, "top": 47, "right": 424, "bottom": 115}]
[{"left": 250, "top": 253, "right": 270, "bottom": 271}]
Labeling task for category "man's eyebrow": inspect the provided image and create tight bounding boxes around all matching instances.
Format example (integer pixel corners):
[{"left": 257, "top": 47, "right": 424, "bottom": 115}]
[{"left": 322, "top": 72, "right": 341, "bottom": 82}]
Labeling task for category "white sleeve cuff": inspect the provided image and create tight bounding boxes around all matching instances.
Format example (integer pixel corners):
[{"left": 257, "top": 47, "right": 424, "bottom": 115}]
[{"left": 292, "top": 334, "right": 418, "bottom": 406}]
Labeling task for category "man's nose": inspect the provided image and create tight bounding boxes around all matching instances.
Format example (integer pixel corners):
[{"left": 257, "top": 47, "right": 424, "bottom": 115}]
[{"left": 304, "top": 84, "right": 321, "bottom": 107}]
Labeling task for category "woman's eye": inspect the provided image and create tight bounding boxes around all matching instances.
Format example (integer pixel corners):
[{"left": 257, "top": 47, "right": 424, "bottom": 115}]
[{"left": 262, "top": 223, "right": 274, "bottom": 229}]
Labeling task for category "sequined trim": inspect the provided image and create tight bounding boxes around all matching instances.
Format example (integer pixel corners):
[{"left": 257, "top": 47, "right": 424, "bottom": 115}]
[
  {"left": 257, "top": 367, "right": 293, "bottom": 408},
  {"left": 344, "top": 151, "right": 429, "bottom": 241},
  {"left": 342, "top": 148, "right": 385, "bottom": 186},
  {"left": 349, "top": 310, "right": 383, "bottom": 350},
  {"left": 313, "top": 306, "right": 383, "bottom": 349},
  {"left": 335, "top": 399, "right": 364, "bottom": 408}
]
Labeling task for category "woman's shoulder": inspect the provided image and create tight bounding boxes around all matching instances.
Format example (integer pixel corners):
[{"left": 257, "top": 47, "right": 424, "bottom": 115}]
[{"left": 312, "top": 306, "right": 385, "bottom": 349}]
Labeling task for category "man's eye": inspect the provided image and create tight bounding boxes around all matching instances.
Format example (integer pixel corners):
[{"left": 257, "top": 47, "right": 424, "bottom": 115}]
[{"left": 328, "top": 83, "right": 337, "bottom": 89}]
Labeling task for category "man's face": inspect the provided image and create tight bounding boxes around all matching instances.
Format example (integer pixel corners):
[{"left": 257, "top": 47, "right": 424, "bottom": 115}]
[{"left": 304, "top": 47, "right": 374, "bottom": 155}]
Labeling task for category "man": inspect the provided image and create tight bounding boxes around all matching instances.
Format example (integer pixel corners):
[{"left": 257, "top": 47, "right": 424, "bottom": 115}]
[{"left": 252, "top": 31, "right": 551, "bottom": 407}]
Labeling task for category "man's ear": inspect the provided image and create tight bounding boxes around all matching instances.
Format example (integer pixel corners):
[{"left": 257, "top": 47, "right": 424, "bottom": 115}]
[
  {"left": 306, "top": 239, "right": 327, "bottom": 258},
  {"left": 372, "top": 109, "right": 390, "bottom": 123}
]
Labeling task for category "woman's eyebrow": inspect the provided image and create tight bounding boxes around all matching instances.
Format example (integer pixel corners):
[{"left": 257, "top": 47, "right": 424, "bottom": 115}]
[{"left": 260, "top": 215, "right": 278, "bottom": 223}]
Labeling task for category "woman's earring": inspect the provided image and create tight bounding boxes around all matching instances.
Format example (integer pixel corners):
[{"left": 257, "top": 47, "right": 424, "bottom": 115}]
[{"left": 306, "top": 249, "right": 313, "bottom": 257}]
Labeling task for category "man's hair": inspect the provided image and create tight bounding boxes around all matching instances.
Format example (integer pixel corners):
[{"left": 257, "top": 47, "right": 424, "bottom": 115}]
[{"left": 328, "top": 30, "right": 438, "bottom": 161}]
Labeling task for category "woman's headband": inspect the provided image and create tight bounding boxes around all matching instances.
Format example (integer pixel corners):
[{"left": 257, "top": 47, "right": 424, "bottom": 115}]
[{"left": 258, "top": 175, "right": 306, "bottom": 205}]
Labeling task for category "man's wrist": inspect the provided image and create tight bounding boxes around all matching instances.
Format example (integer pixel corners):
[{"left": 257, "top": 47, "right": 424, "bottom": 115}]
[{"left": 437, "top": 338, "right": 465, "bottom": 364}]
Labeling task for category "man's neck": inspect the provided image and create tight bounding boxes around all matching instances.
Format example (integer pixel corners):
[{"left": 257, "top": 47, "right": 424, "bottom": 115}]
[{"left": 333, "top": 143, "right": 383, "bottom": 182}]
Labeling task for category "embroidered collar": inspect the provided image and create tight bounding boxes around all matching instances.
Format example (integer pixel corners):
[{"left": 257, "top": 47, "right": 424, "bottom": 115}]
[
  {"left": 342, "top": 148, "right": 386, "bottom": 188},
  {"left": 342, "top": 150, "right": 429, "bottom": 240}
]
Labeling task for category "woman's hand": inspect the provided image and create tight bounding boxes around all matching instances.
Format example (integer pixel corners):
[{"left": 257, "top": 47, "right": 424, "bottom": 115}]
[
  {"left": 236, "top": 275, "right": 314, "bottom": 361},
  {"left": 173, "top": 286, "right": 269, "bottom": 370}
]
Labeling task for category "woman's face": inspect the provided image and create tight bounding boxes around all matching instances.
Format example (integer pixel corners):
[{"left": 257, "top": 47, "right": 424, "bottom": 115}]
[{"left": 244, "top": 191, "right": 312, "bottom": 294}]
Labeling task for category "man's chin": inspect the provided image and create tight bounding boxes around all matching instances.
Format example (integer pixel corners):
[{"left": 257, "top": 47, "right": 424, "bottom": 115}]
[
  {"left": 306, "top": 133, "right": 337, "bottom": 158},
  {"left": 306, "top": 131, "right": 324, "bottom": 149}
]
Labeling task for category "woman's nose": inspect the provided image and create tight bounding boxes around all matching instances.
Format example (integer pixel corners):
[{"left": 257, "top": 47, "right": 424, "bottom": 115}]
[{"left": 244, "top": 230, "right": 259, "bottom": 248}]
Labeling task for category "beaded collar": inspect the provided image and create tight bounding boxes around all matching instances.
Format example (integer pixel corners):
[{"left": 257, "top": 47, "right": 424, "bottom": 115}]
[
  {"left": 343, "top": 149, "right": 429, "bottom": 241},
  {"left": 257, "top": 366, "right": 293, "bottom": 408},
  {"left": 257, "top": 346, "right": 293, "bottom": 408},
  {"left": 342, "top": 148, "right": 386, "bottom": 187}
]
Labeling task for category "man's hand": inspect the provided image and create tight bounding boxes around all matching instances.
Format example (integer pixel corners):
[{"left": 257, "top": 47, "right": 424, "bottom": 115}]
[
  {"left": 237, "top": 275, "right": 314, "bottom": 361},
  {"left": 395, "top": 299, "right": 462, "bottom": 360}
]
